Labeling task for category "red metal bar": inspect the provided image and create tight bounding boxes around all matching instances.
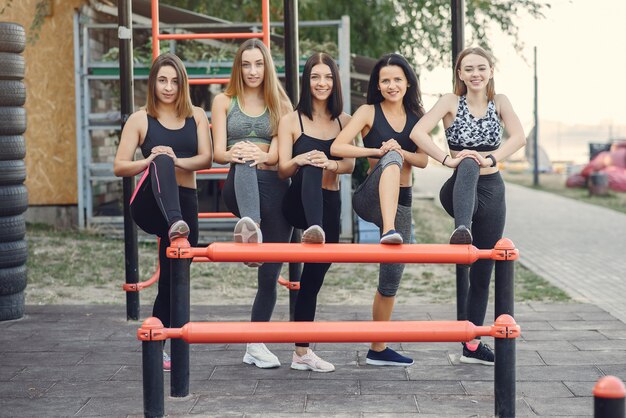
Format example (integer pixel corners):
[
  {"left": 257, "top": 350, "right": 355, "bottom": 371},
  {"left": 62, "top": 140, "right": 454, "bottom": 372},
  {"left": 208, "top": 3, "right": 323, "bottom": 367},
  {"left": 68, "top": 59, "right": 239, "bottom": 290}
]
[
  {"left": 198, "top": 212, "right": 236, "bottom": 219},
  {"left": 151, "top": 0, "right": 160, "bottom": 60},
  {"left": 157, "top": 32, "right": 263, "bottom": 41},
  {"left": 167, "top": 240, "right": 519, "bottom": 264},
  {"left": 138, "top": 315, "right": 520, "bottom": 344},
  {"left": 188, "top": 78, "right": 230, "bottom": 85},
  {"left": 197, "top": 168, "right": 230, "bottom": 175},
  {"left": 262, "top": 0, "right": 270, "bottom": 47}
]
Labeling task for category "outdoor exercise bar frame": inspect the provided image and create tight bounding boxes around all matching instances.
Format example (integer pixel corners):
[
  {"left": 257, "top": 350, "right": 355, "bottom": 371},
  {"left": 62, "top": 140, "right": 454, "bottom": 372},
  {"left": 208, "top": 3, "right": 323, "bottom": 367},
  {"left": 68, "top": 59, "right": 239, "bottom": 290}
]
[{"left": 139, "top": 238, "right": 519, "bottom": 418}]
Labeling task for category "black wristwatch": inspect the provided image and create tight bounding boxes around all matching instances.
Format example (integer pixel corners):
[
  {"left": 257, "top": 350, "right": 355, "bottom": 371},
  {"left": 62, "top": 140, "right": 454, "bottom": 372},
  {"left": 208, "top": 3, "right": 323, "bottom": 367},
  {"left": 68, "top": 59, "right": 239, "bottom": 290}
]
[{"left": 486, "top": 154, "right": 497, "bottom": 167}]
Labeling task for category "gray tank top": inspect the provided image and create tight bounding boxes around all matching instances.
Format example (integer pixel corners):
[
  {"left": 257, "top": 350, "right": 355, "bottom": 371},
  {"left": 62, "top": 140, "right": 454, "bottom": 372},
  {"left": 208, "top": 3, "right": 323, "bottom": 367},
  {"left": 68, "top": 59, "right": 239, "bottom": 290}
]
[{"left": 226, "top": 96, "right": 272, "bottom": 149}]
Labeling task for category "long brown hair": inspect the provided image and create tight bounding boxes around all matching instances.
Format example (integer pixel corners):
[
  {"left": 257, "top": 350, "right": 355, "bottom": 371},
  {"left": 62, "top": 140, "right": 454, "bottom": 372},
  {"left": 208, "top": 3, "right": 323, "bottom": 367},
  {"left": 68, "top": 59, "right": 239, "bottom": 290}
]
[
  {"left": 224, "top": 39, "right": 291, "bottom": 134},
  {"left": 454, "top": 47, "right": 496, "bottom": 101},
  {"left": 146, "top": 53, "right": 193, "bottom": 118}
]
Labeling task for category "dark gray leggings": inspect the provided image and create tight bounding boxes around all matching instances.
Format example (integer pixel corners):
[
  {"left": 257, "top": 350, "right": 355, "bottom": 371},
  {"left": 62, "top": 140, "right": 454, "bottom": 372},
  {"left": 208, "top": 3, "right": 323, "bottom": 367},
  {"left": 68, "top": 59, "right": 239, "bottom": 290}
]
[
  {"left": 352, "top": 151, "right": 412, "bottom": 297},
  {"left": 439, "top": 158, "right": 506, "bottom": 327},
  {"left": 222, "top": 164, "right": 293, "bottom": 321}
]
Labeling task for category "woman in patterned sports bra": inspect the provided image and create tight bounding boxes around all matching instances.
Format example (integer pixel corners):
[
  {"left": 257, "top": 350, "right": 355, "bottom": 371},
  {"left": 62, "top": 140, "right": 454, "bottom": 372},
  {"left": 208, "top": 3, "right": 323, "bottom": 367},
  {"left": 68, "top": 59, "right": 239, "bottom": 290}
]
[
  {"left": 332, "top": 53, "right": 428, "bottom": 367},
  {"left": 211, "top": 39, "right": 293, "bottom": 370},
  {"left": 410, "top": 47, "right": 526, "bottom": 366},
  {"left": 277, "top": 53, "right": 355, "bottom": 373},
  {"left": 114, "top": 53, "right": 212, "bottom": 370}
]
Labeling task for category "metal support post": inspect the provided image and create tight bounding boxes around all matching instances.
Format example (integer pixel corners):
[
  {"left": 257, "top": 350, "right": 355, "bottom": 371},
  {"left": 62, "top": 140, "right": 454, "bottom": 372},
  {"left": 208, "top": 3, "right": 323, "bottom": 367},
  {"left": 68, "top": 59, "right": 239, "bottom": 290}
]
[
  {"left": 118, "top": 0, "right": 140, "bottom": 320},
  {"left": 455, "top": 265, "right": 469, "bottom": 320},
  {"left": 289, "top": 229, "right": 302, "bottom": 321},
  {"left": 594, "top": 376, "right": 625, "bottom": 418},
  {"left": 494, "top": 247, "right": 515, "bottom": 417},
  {"left": 170, "top": 254, "right": 190, "bottom": 397}
]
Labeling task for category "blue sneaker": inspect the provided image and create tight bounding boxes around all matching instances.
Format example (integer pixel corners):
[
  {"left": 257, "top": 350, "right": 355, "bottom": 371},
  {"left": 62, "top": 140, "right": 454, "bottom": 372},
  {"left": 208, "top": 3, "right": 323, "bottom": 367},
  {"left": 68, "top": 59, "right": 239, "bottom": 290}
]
[
  {"left": 366, "top": 347, "right": 413, "bottom": 366},
  {"left": 380, "top": 230, "right": 403, "bottom": 245}
]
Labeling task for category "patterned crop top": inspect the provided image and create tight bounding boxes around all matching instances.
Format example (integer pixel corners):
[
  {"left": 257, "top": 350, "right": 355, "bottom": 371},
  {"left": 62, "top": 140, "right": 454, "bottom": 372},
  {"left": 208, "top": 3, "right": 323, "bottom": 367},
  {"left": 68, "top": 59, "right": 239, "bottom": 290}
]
[
  {"left": 362, "top": 103, "right": 419, "bottom": 158},
  {"left": 445, "top": 95, "right": 502, "bottom": 152},
  {"left": 226, "top": 96, "right": 272, "bottom": 150}
]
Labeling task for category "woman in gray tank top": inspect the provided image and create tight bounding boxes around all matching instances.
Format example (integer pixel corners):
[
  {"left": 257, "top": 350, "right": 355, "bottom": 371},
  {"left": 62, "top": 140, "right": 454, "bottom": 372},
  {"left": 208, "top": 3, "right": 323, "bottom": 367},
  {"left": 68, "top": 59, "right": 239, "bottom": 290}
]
[{"left": 211, "top": 39, "right": 293, "bottom": 369}]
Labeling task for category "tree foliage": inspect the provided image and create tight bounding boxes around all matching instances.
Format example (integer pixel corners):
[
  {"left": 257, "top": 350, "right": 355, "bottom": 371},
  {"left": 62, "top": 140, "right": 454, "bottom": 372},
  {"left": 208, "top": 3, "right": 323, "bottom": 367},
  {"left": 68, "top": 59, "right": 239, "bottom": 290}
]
[{"left": 162, "top": 0, "right": 549, "bottom": 70}]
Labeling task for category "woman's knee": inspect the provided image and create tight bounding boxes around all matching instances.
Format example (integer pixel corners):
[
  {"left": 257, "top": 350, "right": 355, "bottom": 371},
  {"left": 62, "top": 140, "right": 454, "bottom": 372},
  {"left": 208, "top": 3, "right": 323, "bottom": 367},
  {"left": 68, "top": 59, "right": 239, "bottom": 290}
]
[
  {"left": 152, "top": 153, "right": 176, "bottom": 168},
  {"left": 456, "top": 157, "right": 480, "bottom": 175},
  {"left": 380, "top": 150, "right": 403, "bottom": 168}
]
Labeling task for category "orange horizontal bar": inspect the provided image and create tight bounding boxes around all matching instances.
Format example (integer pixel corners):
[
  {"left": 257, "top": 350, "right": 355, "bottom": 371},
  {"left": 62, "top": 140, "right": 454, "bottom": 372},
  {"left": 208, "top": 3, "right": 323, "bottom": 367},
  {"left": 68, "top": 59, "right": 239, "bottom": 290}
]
[
  {"left": 174, "top": 242, "right": 495, "bottom": 264},
  {"left": 158, "top": 32, "right": 264, "bottom": 41},
  {"left": 165, "top": 320, "right": 505, "bottom": 343},
  {"left": 197, "top": 168, "right": 230, "bottom": 175},
  {"left": 278, "top": 276, "right": 300, "bottom": 290},
  {"left": 189, "top": 78, "right": 230, "bottom": 85},
  {"left": 139, "top": 315, "right": 520, "bottom": 343},
  {"left": 198, "top": 212, "right": 237, "bottom": 219}
]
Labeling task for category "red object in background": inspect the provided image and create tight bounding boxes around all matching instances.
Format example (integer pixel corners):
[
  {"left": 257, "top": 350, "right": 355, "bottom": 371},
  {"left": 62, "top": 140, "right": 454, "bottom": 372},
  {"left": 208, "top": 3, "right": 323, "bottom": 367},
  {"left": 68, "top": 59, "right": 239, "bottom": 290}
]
[{"left": 568, "top": 141, "right": 626, "bottom": 191}]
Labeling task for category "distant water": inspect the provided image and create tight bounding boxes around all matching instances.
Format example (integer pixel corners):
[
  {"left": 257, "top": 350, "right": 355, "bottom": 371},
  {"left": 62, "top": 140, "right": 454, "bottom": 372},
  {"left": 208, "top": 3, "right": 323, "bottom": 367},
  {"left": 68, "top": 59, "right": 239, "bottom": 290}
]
[{"left": 537, "top": 121, "right": 626, "bottom": 164}]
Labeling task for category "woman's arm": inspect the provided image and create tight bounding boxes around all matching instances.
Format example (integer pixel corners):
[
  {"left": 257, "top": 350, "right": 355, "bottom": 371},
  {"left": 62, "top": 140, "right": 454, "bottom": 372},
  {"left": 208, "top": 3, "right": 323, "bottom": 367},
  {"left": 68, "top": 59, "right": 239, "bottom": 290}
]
[
  {"left": 490, "top": 94, "right": 526, "bottom": 164},
  {"left": 330, "top": 105, "right": 382, "bottom": 159},
  {"left": 409, "top": 94, "right": 457, "bottom": 165},
  {"left": 173, "top": 106, "right": 213, "bottom": 171},
  {"left": 401, "top": 148, "right": 428, "bottom": 169},
  {"left": 113, "top": 110, "right": 154, "bottom": 177},
  {"left": 211, "top": 94, "right": 236, "bottom": 165},
  {"left": 277, "top": 112, "right": 301, "bottom": 179}
]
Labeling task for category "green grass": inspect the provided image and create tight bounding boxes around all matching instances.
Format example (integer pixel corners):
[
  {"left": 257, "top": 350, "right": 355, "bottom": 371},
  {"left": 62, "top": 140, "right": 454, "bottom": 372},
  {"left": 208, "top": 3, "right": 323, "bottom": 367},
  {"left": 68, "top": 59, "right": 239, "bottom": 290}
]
[
  {"left": 24, "top": 199, "right": 571, "bottom": 305},
  {"left": 503, "top": 171, "right": 626, "bottom": 214}
]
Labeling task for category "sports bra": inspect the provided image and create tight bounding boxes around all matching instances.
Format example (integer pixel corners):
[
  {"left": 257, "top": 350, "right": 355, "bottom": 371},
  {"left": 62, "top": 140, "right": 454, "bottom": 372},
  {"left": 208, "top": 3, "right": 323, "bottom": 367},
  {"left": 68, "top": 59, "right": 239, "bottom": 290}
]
[
  {"left": 362, "top": 103, "right": 419, "bottom": 158},
  {"left": 140, "top": 114, "right": 198, "bottom": 159},
  {"left": 445, "top": 95, "right": 503, "bottom": 152},
  {"left": 226, "top": 96, "right": 272, "bottom": 150},
  {"left": 292, "top": 112, "right": 342, "bottom": 161}
]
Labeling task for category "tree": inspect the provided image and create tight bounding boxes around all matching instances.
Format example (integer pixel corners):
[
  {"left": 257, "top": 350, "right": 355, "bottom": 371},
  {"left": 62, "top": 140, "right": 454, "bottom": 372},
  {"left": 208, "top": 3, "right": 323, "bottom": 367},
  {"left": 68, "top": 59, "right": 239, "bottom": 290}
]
[{"left": 162, "top": 0, "right": 550, "bottom": 69}]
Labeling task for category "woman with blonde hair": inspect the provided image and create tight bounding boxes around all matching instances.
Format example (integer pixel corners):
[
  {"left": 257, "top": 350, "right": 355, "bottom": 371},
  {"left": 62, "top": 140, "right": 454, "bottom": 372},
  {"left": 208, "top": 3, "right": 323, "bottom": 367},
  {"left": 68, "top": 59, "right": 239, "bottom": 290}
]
[
  {"left": 212, "top": 39, "right": 293, "bottom": 369},
  {"left": 114, "top": 52, "right": 212, "bottom": 370},
  {"left": 410, "top": 46, "right": 526, "bottom": 365}
]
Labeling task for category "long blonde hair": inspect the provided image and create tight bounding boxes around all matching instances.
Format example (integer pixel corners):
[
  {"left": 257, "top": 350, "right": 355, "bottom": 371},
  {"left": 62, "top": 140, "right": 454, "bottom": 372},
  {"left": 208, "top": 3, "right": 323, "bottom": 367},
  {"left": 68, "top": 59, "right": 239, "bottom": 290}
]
[
  {"left": 224, "top": 39, "right": 291, "bottom": 134},
  {"left": 146, "top": 53, "right": 194, "bottom": 118},
  {"left": 454, "top": 46, "right": 496, "bottom": 101}
]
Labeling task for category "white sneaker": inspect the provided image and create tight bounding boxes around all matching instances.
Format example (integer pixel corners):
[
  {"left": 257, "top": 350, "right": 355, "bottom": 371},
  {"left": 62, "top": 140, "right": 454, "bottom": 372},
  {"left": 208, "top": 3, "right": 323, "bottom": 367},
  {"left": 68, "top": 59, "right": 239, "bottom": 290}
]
[
  {"left": 290, "top": 348, "right": 335, "bottom": 372},
  {"left": 302, "top": 225, "right": 325, "bottom": 244},
  {"left": 233, "top": 217, "right": 263, "bottom": 267},
  {"left": 243, "top": 343, "right": 280, "bottom": 369}
]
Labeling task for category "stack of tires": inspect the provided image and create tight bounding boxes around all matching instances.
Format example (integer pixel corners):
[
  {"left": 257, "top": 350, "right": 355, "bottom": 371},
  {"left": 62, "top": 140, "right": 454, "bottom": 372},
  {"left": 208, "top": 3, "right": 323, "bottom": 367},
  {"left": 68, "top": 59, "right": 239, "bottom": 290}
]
[{"left": 0, "top": 22, "right": 28, "bottom": 321}]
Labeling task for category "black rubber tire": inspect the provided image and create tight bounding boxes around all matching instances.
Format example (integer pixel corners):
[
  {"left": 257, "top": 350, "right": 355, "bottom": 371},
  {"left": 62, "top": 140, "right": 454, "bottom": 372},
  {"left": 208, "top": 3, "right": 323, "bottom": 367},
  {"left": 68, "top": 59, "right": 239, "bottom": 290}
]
[
  {"left": 0, "top": 136, "right": 25, "bottom": 160},
  {"left": 0, "top": 53, "right": 24, "bottom": 80},
  {"left": 0, "top": 185, "right": 28, "bottom": 216},
  {"left": 0, "top": 23, "right": 26, "bottom": 53},
  {"left": 0, "top": 80, "right": 25, "bottom": 106},
  {"left": 0, "top": 291, "right": 24, "bottom": 321},
  {"left": 0, "top": 215, "right": 25, "bottom": 242},
  {"left": 0, "top": 107, "right": 26, "bottom": 135},
  {"left": 0, "top": 160, "right": 26, "bottom": 185},
  {"left": 0, "top": 264, "right": 27, "bottom": 294},
  {"left": 0, "top": 240, "right": 27, "bottom": 269}
]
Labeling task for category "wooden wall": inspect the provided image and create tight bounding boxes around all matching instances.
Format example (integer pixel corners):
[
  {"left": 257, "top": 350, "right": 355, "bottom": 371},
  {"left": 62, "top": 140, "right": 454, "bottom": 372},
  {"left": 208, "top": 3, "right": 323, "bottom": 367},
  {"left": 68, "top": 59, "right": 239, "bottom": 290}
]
[{"left": 2, "top": 0, "right": 88, "bottom": 205}]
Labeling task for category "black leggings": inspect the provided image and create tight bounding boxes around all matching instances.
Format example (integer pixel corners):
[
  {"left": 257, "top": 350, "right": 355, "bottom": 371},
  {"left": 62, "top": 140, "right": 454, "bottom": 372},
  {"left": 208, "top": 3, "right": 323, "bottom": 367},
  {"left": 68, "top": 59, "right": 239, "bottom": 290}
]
[
  {"left": 283, "top": 166, "right": 341, "bottom": 347},
  {"left": 439, "top": 158, "right": 505, "bottom": 327},
  {"left": 130, "top": 154, "right": 199, "bottom": 328}
]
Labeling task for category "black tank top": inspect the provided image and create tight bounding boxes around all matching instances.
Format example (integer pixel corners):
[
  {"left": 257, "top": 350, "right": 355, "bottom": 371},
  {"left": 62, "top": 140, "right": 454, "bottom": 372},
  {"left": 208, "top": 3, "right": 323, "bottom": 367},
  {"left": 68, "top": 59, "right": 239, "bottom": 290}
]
[
  {"left": 140, "top": 114, "right": 198, "bottom": 159},
  {"left": 362, "top": 103, "right": 418, "bottom": 158},
  {"left": 292, "top": 112, "right": 342, "bottom": 161}
]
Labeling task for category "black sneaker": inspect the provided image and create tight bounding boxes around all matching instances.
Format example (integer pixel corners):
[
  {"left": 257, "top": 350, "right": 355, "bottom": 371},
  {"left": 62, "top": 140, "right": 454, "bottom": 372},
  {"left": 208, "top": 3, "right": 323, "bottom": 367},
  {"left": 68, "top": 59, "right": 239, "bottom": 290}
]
[
  {"left": 380, "top": 230, "right": 403, "bottom": 245},
  {"left": 449, "top": 225, "right": 472, "bottom": 245},
  {"left": 460, "top": 342, "right": 494, "bottom": 366},
  {"left": 366, "top": 347, "right": 413, "bottom": 366}
]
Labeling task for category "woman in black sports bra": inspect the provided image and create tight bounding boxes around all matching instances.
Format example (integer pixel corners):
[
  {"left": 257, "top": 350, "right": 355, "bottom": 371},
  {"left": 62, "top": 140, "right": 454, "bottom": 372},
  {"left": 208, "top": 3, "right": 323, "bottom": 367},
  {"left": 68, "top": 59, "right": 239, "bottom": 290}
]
[
  {"left": 331, "top": 53, "right": 428, "bottom": 367},
  {"left": 114, "top": 53, "right": 212, "bottom": 370},
  {"left": 277, "top": 53, "right": 354, "bottom": 372},
  {"left": 410, "top": 47, "right": 526, "bottom": 366}
]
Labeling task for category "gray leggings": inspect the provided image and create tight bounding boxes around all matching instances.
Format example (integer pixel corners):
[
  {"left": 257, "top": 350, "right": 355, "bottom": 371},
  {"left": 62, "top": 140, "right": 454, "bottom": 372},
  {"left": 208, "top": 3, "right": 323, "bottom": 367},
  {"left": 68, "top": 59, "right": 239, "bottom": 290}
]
[
  {"left": 439, "top": 158, "right": 506, "bottom": 327},
  {"left": 353, "top": 151, "right": 412, "bottom": 297},
  {"left": 223, "top": 163, "right": 293, "bottom": 321}
]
